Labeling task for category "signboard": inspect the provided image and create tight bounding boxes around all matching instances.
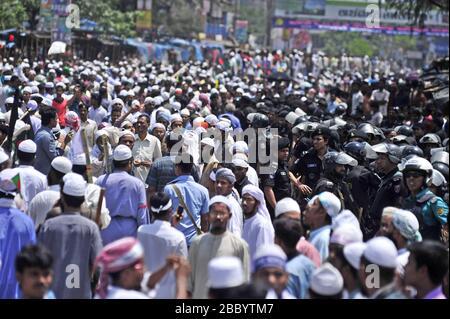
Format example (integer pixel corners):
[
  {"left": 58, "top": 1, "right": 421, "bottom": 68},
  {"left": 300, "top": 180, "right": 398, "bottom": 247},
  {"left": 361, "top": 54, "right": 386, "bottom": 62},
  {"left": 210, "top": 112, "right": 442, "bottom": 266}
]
[
  {"left": 235, "top": 20, "right": 248, "bottom": 43},
  {"left": 137, "top": 10, "right": 152, "bottom": 30},
  {"left": 38, "top": 0, "right": 53, "bottom": 31},
  {"left": 51, "top": 0, "right": 72, "bottom": 45}
]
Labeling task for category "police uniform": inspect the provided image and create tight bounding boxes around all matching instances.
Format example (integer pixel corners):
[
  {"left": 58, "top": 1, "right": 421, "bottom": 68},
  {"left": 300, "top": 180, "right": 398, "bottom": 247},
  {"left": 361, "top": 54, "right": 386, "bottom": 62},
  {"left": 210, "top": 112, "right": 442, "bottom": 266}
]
[
  {"left": 363, "top": 168, "right": 407, "bottom": 239},
  {"left": 293, "top": 148, "right": 324, "bottom": 189},
  {"left": 345, "top": 165, "right": 381, "bottom": 219},
  {"left": 313, "top": 177, "right": 359, "bottom": 216},
  {"left": 262, "top": 161, "right": 292, "bottom": 202},
  {"left": 403, "top": 188, "right": 448, "bottom": 241}
]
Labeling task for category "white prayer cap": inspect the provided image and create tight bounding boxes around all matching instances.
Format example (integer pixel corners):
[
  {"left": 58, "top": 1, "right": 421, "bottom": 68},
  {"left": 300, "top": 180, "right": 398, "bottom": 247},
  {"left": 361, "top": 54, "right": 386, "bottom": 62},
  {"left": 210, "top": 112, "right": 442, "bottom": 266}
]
[
  {"left": 219, "top": 87, "right": 227, "bottom": 93},
  {"left": 231, "top": 141, "right": 249, "bottom": 155},
  {"left": 120, "top": 120, "right": 133, "bottom": 129},
  {"left": 330, "top": 224, "right": 363, "bottom": 246},
  {"left": 62, "top": 172, "right": 86, "bottom": 197},
  {"left": 111, "top": 98, "right": 124, "bottom": 107},
  {"left": 170, "top": 113, "right": 182, "bottom": 124},
  {"left": 153, "top": 96, "right": 164, "bottom": 106},
  {"left": 180, "top": 108, "right": 190, "bottom": 116},
  {"left": 343, "top": 242, "right": 367, "bottom": 270},
  {"left": 51, "top": 156, "right": 72, "bottom": 174},
  {"left": 363, "top": 237, "right": 398, "bottom": 269},
  {"left": 205, "top": 114, "right": 219, "bottom": 126},
  {"left": 382, "top": 206, "right": 397, "bottom": 217},
  {"left": 45, "top": 82, "right": 54, "bottom": 89},
  {"left": 41, "top": 97, "right": 52, "bottom": 107},
  {"left": 331, "top": 209, "right": 360, "bottom": 231},
  {"left": 161, "top": 92, "right": 170, "bottom": 101},
  {"left": 310, "top": 192, "right": 341, "bottom": 218},
  {"left": 216, "top": 121, "right": 232, "bottom": 132},
  {"left": 232, "top": 154, "right": 249, "bottom": 168},
  {"left": 55, "top": 82, "right": 66, "bottom": 89},
  {"left": 200, "top": 137, "right": 215, "bottom": 148},
  {"left": 150, "top": 123, "right": 166, "bottom": 132},
  {"left": 22, "top": 86, "right": 32, "bottom": 94},
  {"left": 113, "top": 144, "right": 132, "bottom": 161},
  {"left": 95, "top": 129, "right": 109, "bottom": 141},
  {"left": 209, "top": 195, "right": 231, "bottom": 211},
  {"left": 310, "top": 263, "right": 344, "bottom": 296},
  {"left": 119, "top": 130, "right": 135, "bottom": 141},
  {"left": 392, "top": 209, "right": 422, "bottom": 242},
  {"left": 275, "top": 197, "right": 301, "bottom": 218},
  {"left": 18, "top": 139, "right": 37, "bottom": 153},
  {"left": 207, "top": 256, "right": 245, "bottom": 289},
  {"left": 27, "top": 100, "right": 38, "bottom": 111},
  {"left": 253, "top": 244, "right": 287, "bottom": 272},
  {"left": 0, "top": 169, "right": 18, "bottom": 195},
  {"left": 131, "top": 100, "right": 140, "bottom": 107},
  {"left": 5, "top": 97, "right": 14, "bottom": 104},
  {"left": 118, "top": 89, "right": 128, "bottom": 97},
  {"left": 171, "top": 101, "right": 181, "bottom": 111},
  {"left": 72, "top": 153, "right": 87, "bottom": 166},
  {"left": 144, "top": 97, "right": 154, "bottom": 105},
  {"left": 285, "top": 112, "right": 300, "bottom": 125},
  {"left": 0, "top": 149, "right": 9, "bottom": 164},
  {"left": 28, "top": 190, "right": 60, "bottom": 230}
]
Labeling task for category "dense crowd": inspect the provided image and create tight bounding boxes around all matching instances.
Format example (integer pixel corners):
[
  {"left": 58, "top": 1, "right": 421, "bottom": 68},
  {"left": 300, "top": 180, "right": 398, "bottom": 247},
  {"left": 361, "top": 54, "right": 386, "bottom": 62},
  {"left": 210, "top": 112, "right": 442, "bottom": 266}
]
[{"left": 0, "top": 49, "right": 448, "bottom": 299}]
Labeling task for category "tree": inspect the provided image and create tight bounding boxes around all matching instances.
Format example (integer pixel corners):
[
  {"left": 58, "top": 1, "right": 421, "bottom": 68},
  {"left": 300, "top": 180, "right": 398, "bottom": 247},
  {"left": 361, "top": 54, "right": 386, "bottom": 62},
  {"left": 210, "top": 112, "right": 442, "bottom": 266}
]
[
  {"left": 0, "top": 0, "right": 27, "bottom": 30},
  {"left": 385, "top": 0, "right": 449, "bottom": 28}
]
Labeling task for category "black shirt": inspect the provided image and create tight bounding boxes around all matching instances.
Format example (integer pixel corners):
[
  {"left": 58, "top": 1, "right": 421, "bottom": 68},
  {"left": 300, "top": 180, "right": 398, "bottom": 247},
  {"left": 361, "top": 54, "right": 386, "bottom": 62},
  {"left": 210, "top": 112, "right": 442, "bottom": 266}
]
[
  {"left": 292, "top": 148, "right": 325, "bottom": 189},
  {"left": 262, "top": 161, "right": 292, "bottom": 201}
]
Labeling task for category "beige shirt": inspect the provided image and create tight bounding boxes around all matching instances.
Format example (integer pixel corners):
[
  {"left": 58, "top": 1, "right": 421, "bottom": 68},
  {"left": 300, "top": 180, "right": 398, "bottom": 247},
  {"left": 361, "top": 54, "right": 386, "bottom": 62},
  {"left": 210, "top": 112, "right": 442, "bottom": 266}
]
[
  {"left": 132, "top": 133, "right": 162, "bottom": 183},
  {"left": 188, "top": 231, "right": 250, "bottom": 299},
  {"left": 81, "top": 119, "right": 98, "bottom": 150}
]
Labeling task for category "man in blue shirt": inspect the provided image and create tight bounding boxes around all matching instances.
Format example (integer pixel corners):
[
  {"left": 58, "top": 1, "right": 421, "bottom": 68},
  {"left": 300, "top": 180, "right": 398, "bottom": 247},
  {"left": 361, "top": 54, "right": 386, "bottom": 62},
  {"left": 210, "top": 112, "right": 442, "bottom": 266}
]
[
  {"left": 0, "top": 169, "right": 36, "bottom": 299},
  {"left": 303, "top": 191, "right": 342, "bottom": 263},
  {"left": 34, "top": 107, "right": 66, "bottom": 175},
  {"left": 164, "top": 155, "right": 209, "bottom": 247},
  {"left": 97, "top": 145, "right": 150, "bottom": 245},
  {"left": 273, "top": 218, "right": 316, "bottom": 299}
]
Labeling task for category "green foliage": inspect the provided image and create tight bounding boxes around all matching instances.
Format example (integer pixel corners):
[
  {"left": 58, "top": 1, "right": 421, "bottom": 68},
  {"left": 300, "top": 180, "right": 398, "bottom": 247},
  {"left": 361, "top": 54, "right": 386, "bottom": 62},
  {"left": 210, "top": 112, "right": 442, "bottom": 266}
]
[
  {"left": 0, "top": 0, "right": 27, "bottom": 30},
  {"left": 385, "top": 0, "right": 449, "bottom": 28}
]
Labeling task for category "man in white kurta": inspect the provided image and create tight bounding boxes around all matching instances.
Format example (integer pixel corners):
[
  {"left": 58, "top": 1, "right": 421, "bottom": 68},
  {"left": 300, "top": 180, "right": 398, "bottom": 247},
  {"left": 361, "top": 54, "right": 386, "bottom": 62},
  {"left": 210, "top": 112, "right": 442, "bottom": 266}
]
[{"left": 241, "top": 184, "right": 274, "bottom": 259}]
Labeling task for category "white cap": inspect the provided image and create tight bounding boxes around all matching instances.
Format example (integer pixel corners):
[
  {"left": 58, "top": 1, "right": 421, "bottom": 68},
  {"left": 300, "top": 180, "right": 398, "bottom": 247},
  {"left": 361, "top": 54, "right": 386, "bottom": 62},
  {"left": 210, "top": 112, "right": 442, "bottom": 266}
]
[
  {"left": 111, "top": 98, "right": 124, "bottom": 107},
  {"left": 363, "top": 237, "right": 398, "bottom": 269},
  {"left": 27, "top": 100, "right": 38, "bottom": 111},
  {"left": 232, "top": 154, "right": 249, "bottom": 168},
  {"left": 207, "top": 256, "right": 245, "bottom": 289},
  {"left": 209, "top": 195, "right": 231, "bottom": 211},
  {"left": 180, "top": 108, "right": 190, "bottom": 116},
  {"left": 330, "top": 224, "right": 363, "bottom": 246},
  {"left": 22, "top": 86, "right": 32, "bottom": 94},
  {"left": 331, "top": 209, "right": 360, "bottom": 231},
  {"left": 200, "top": 137, "right": 215, "bottom": 148},
  {"left": 216, "top": 121, "right": 231, "bottom": 132},
  {"left": 310, "top": 192, "right": 341, "bottom": 218},
  {"left": 51, "top": 156, "right": 73, "bottom": 174},
  {"left": 392, "top": 209, "right": 421, "bottom": 242},
  {"left": 5, "top": 97, "right": 14, "bottom": 104},
  {"left": 310, "top": 263, "right": 344, "bottom": 296},
  {"left": 41, "top": 98, "right": 53, "bottom": 107},
  {"left": 18, "top": 139, "right": 37, "bottom": 153},
  {"left": 113, "top": 144, "right": 132, "bottom": 161},
  {"left": 275, "top": 197, "right": 301, "bottom": 218},
  {"left": 72, "top": 153, "right": 87, "bottom": 166},
  {"left": 285, "top": 112, "right": 300, "bottom": 125},
  {"left": 0, "top": 169, "right": 18, "bottom": 195},
  {"left": 343, "top": 242, "right": 367, "bottom": 270},
  {"left": 231, "top": 141, "right": 249, "bottom": 155},
  {"left": 62, "top": 172, "right": 86, "bottom": 197},
  {"left": 253, "top": 244, "right": 287, "bottom": 272},
  {"left": 205, "top": 114, "right": 219, "bottom": 126},
  {"left": 0, "top": 150, "right": 9, "bottom": 164}
]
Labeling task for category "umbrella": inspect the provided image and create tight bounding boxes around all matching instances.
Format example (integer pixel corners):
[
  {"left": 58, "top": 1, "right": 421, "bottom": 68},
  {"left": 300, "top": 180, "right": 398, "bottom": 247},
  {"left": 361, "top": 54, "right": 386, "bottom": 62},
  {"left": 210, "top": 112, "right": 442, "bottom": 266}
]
[{"left": 48, "top": 41, "right": 67, "bottom": 55}]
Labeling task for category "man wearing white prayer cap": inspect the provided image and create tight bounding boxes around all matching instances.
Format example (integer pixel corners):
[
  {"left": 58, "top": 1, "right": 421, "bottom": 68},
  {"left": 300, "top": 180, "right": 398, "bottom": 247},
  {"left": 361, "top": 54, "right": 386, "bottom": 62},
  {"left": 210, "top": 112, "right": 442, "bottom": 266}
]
[
  {"left": 10, "top": 140, "right": 47, "bottom": 212},
  {"left": 38, "top": 172, "right": 103, "bottom": 299},
  {"left": 309, "top": 262, "right": 344, "bottom": 299},
  {"left": 215, "top": 168, "right": 243, "bottom": 237},
  {"left": 188, "top": 195, "right": 250, "bottom": 299},
  {"left": 303, "top": 191, "right": 341, "bottom": 262},
  {"left": 359, "top": 237, "right": 406, "bottom": 299},
  {"left": 376, "top": 206, "right": 396, "bottom": 238},
  {"left": 231, "top": 154, "right": 252, "bottom": 197},
  {"left": 96, "top": 144, "right": 149, "bottom": 245},
  {"left": 275, "top": 197, "right": 301, "bottom": 220},
  {"left": 241, "top": 185, "right": 274, "bottom": 259},
  {"left": 252, "top": 244, "right": 295, "bottom": 299},
  {"left": 391, "top": 209, "right": 422, "bottom": 278},
  {"left": 207, "top": 256, "right": 246, "bottom": 299}
]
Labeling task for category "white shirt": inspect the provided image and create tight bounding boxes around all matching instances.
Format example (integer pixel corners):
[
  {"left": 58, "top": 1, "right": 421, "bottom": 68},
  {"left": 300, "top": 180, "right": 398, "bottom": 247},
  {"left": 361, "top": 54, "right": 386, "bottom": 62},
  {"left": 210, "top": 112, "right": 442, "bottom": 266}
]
[
  {"left": 137, "top": 220, "right": 188, "bottom": 298},
  {"left": 96, "top": 285, "right": 149, "bottom": 299},
  {"left": 132, "top": 133, "right": 162, "bottom": 184},
  {"left": 351, "top": 91, "right": 364, "bottom": 115},
  {"left": 10, "top": 164, "right": 47, "bottom": 212},
  {"left": 243, "top": 213, "right": 275, "bottom": 259},
  {"left": 88, "top": 106, "right": 108, "bottom": 125},
  {"left": 266, "top": 288, "right": 295, "bottom": 299},
  {"left": 225, "top": 193, "right": 244, "bottom": 238}
]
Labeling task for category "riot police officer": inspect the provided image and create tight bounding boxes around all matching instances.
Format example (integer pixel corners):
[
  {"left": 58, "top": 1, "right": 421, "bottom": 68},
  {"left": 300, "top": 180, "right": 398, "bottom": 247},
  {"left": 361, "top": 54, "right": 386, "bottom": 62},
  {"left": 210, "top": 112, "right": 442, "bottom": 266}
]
[
  {"left": 313, "top": 151, "right": 360, "bottom": 215},
  {"left": 362, "top": 142, "right": 407, "bottom": 239},
  {"left": 344, "top": 141, "right": 381, "bottom": 220}
]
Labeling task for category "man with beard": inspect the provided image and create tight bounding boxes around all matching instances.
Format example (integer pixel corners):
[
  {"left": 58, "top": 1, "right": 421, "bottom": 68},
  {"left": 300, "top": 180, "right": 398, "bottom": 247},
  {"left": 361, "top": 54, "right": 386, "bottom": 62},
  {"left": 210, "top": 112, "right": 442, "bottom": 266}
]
[
  {"left": 188, "top": 196, "right": 250, "bottom": 299},
  {"left": 241, "top": 185, "right": 274, "bottom": 259}
]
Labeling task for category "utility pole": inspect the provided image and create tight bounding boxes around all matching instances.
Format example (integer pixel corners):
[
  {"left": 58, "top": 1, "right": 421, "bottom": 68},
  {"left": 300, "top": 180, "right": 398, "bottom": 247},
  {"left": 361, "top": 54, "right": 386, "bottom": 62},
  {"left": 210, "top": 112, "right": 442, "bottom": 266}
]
[{"left": 265, "top": 0, "right": 274, "bottom": 48}]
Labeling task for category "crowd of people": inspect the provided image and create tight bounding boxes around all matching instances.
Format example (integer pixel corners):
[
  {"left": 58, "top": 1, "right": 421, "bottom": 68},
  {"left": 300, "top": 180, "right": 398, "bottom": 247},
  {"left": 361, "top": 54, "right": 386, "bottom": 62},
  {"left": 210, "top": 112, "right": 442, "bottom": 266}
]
[{"left": 0, "top": 48, "right": 448, "bottom": 300}]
